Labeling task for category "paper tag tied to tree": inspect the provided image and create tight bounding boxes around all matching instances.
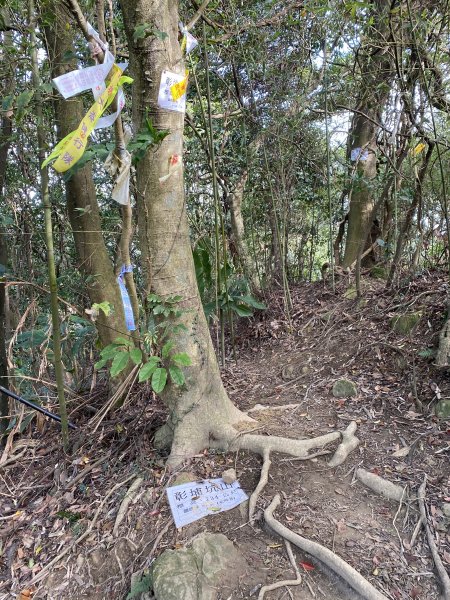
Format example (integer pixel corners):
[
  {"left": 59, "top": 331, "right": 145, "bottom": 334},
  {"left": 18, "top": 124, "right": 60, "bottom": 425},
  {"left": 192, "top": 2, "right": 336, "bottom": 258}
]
[
  {"left": 43, "top": 66, "right": 133, "bottom": 173},
  {"left": 158, "top": 70, "right": 189, "bottom": 113}
]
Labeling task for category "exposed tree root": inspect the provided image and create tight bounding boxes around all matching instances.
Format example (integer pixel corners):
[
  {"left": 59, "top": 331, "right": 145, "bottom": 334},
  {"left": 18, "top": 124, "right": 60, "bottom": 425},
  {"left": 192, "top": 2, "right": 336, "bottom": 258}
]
[
  {"left": 264, "top": 494, "right": 388, "bottom": 600},
  {"left": 249, "top": 449, "right": 271, "bottom": 521},
  {"left": 258, "top": 540, "right": 302, "bottom": 599},
  {"left": 418, "top": 476, "right": 450, "bottom": 599},
  {"left": 356, "top": 468, "right": 406, "bottom": 502},
  {"left": 328, "top": 421, "right": 360, "bottom": 467},
  {"left": 247, "top": 403, "right": 301, "bottom": 413}
]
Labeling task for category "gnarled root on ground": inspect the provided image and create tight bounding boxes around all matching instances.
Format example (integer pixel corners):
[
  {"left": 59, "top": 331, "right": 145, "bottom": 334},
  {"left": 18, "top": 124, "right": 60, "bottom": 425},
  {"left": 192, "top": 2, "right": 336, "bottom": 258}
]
[
  {"left": 264, "top": 494, "right": 388, "bottom": 600},
  {"left": 223, "top": 421, "right": 360, "bottom": 521}
]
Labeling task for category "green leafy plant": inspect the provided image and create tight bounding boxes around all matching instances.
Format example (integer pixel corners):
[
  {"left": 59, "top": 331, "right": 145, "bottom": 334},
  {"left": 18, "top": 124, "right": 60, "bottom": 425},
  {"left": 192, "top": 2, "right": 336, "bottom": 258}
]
[
  {"left": 128, "top": 113, "right": 169, "bottom": 165},
  {"left": 95, "top": 295, "right": 191, "bottom": 394},
  {"left": 126, "top": 570, "right": 153, "bottom": 599}
]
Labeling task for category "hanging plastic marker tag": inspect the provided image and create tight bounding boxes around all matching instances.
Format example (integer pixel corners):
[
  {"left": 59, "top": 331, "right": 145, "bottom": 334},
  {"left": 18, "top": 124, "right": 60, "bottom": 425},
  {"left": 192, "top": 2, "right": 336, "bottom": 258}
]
[
  {"left": 158, "top": 70, "right": 188, "bottom": 113},
  {"left": 179, "top": 22, "right": 198, "bottom": 55},
  {"left": 117, "top": 265, "right": 136, "bottom": 331},
  {"left": 350, "top": 147, "right": 369, "bottom": 162},
  {"left": 42, "top": 66, "right": 133, "bottom": 173}
]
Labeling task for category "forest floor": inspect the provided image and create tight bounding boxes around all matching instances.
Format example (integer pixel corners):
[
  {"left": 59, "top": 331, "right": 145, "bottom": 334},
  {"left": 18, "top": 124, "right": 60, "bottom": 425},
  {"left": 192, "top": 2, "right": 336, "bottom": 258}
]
[{"left": 0, "top": 270, "right": 449, "bottom": 600}]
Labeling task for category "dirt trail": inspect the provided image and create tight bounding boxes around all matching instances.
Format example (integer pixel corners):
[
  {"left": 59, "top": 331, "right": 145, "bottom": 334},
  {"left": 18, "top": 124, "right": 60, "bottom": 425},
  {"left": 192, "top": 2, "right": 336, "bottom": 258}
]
[{"left": 1, "top": 273, "right": 449, "bottom": 599}]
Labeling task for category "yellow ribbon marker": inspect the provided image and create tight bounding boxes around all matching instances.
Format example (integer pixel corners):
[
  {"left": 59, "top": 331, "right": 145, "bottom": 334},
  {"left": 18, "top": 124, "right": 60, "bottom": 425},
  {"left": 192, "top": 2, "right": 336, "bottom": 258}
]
[
  {"left": 411, "top": 142, "right": 426, "bottom": 156},
  {"left": 170, "top": 70, "right": 189, "bottom": 101},
  {"left": 42, "top": 65, "right": 133, "bottom": 173}
]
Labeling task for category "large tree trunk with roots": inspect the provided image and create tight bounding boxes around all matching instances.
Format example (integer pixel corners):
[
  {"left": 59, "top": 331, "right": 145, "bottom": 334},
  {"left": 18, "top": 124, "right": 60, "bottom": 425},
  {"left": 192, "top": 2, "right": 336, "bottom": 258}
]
[
  {"left": 44, "top": 8, "right": 128, "bottom": 347},
  {"left": 120, "top": 0, "right": 360, "bottom": 475},
  {"left": 342, "top": 0, "right": 395, "bottom": 268}
]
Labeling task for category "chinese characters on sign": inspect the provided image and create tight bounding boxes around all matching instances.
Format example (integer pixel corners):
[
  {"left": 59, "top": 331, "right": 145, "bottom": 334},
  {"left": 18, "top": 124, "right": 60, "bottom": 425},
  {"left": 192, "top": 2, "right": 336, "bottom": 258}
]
[
  {"left": 158, "top": 70, "right": 188, "bottom": 113},
  {"left": 166, "top": 478, "right": 248, "bottom": 528}
]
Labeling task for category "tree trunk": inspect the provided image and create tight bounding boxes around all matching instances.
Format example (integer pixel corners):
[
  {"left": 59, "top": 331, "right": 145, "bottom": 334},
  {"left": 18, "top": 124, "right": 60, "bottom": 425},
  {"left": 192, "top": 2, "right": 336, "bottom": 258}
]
[
  {"left": 44, "top": 8, "right": 128, "bottom": 347},
  {"left": 229, "top": 169, "right": 260, "bottom": 292},
  {"left": 386, "top": 143, "right": 434, "bottom": 287},
  {"left": 342, "top": 0, "right": 395, "bottom": 268},
  {"left": 121, "top": 0, "right": 251, "bottom": 464}
]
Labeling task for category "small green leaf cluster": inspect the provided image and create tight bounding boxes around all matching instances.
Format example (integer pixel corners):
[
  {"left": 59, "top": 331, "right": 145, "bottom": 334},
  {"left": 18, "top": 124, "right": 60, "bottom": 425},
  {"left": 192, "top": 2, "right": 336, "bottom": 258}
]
[
  {"left": 193, "top": 243, "right": 266, "bottom": 320},
  {"left": 95, "top": 295, "right": 191, "bottom": 394},
  {"left": 128, "top": 114, "right": 169, "bottom": 165},
  {"left": 132, "top": 23, "right": 168, "bottom": 42}
]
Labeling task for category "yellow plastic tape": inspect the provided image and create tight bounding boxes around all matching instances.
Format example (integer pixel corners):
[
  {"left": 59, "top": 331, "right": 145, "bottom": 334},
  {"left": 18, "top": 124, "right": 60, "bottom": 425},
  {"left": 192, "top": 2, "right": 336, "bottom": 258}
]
[
  {"left": 42, "top": 65, "right": 133, "bottom": 173},
  {"left": 170, "top": 71, "right": 189, "bottom": 101}
]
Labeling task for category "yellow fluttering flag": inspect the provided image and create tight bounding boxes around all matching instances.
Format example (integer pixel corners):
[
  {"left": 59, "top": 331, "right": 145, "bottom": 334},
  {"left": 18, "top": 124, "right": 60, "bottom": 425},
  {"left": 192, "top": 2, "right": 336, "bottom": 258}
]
[{"left": 42, "top": 65, "right": 133, "bottom": 173}]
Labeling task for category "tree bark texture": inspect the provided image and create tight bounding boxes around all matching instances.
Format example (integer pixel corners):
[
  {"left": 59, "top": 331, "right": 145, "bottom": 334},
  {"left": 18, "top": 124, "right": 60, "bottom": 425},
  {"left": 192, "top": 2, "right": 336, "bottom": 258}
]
[
  {"left": 342, "top": 0, "right": 395, "bottom": 267},
  {"left": 121, "top": 0, "right": 251, "bottom": 464}
]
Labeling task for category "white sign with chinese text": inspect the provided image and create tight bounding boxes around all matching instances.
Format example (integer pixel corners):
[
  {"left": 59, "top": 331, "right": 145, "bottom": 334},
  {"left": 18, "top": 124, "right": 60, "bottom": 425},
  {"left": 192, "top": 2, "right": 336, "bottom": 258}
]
[
  {"left": 166, "top": 478, "right": 248, "bottom": 528},
  {"left": 158, "top": 70, "right": 187, "bottom": 113}
]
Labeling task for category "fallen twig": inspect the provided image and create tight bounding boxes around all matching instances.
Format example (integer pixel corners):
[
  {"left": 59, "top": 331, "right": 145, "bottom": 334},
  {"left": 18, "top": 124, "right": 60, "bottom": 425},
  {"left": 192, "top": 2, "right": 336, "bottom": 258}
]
[
  {"left": 417, "top": 476, "right": 450, "bottom": 599},
  {"left": 113, "top": 476, "right": 144, "bottom": 536},
  {"left": 264, "top": 494, "right": 388, "bottom": 600}
]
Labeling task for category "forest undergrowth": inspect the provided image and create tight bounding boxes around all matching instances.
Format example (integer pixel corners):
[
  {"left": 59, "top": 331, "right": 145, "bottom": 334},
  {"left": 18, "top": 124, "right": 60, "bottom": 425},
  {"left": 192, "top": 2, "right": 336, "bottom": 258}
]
[{"left": 1, "top": 270, "right": 449, "bottom": 600}]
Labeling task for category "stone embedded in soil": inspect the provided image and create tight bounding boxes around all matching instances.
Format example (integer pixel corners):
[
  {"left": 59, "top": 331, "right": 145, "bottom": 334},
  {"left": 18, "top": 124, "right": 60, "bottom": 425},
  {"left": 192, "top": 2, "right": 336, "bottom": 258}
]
[
  {"left": 332, "top": 379, "right": 358, "bottom": 398},
  {"left": 281, "top": 364, "right": 296, "bottom": 380},
  {"left": 390, "top": 311, "right": 422, "bottom": 335},
  {"left": 152, "top": 532, "right": 247, "bottom": 600},
  {"left": 443, "top": 503, "right": 450, "bottom": 517},
  {"left": 222, "top": 468, "right": 237, "bottom": 484},
  {"left": 435, "top": 398, "right": 450, "bottom": 419}
]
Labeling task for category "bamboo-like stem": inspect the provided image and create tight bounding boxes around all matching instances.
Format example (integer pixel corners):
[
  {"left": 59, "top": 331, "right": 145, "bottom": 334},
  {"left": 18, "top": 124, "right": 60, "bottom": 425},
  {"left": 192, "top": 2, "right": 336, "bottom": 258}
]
[
  {"left": 0, "top": 8, "right": 14, "bottom": 437},
  {"left": 29, "top": 0, "right": 69, "bottom": 448},
  {"left": 323, "top": 34, "right": 335, "bottom": 292},
  {"left": 203, "top": 23, "right": 226, "bottom": 366}
]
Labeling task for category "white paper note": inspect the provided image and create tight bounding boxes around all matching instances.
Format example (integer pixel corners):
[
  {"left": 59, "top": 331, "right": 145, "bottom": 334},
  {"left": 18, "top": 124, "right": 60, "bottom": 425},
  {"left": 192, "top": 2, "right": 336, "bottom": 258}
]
[
  {"left": 53, "top": 51, "right": 115, "bottom": 100},
  {"left": 158, "top": 70, "right": 187, "bottom": 113},
  {"left": 166, "top": 478, "right": 248, "bottom": 528}
]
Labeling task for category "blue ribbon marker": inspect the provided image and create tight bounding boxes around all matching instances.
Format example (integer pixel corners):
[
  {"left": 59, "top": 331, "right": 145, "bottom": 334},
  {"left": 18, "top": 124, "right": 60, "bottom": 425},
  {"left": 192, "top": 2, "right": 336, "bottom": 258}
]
[{"left": 118, "top": 264, "right": 136, "bottom": 331}]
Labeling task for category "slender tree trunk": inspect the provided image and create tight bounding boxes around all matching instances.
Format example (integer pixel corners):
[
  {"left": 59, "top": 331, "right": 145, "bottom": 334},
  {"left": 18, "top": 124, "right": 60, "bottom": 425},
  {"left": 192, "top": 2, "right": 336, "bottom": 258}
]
[
  {"left": 44, "top": 6, "right": 129, "bottom": 347},
  {"left": 0, "top": 11, "right": 14, "bottom": 435},
  {"left": 29, "top": 0, "right": 68, "bottom": 447},
  {"left": 387, "top": 143, "right": 434, "bottom": 287},
  {"left": 229, "top": 169, "right": 260, "bottom": 292}
]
